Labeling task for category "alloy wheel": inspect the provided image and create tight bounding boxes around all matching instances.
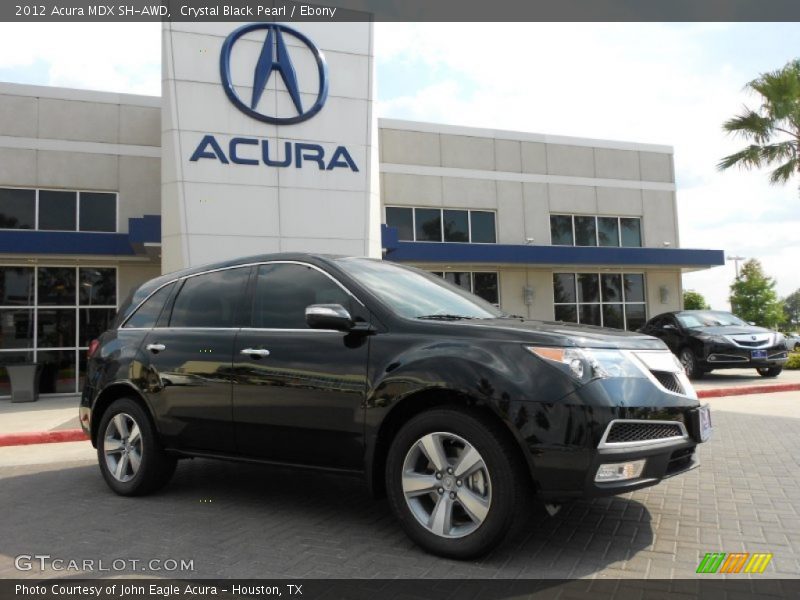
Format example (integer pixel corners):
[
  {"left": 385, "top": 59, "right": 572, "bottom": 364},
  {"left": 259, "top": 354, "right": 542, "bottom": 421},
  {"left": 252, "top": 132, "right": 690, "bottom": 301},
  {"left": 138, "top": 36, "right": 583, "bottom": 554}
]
[
  {"left": 401, "top": 432, "right": 492, "bottom": 539},
  {"left": 103, "top": 413, "right": 142, "bottom": 483},
  {"left": 679, "top": 349, "right": 695, "bottom": 376}
]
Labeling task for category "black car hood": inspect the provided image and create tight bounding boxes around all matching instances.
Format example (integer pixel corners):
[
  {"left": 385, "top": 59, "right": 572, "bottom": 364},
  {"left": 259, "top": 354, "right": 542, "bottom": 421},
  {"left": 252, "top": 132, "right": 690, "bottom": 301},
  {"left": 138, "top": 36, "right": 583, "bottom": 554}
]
[
  {"left": 686, "top": 325, "right": 772, "bottom": 336},
  {"left": 455, "top": 318, "right": 667, "bottom": 350}
]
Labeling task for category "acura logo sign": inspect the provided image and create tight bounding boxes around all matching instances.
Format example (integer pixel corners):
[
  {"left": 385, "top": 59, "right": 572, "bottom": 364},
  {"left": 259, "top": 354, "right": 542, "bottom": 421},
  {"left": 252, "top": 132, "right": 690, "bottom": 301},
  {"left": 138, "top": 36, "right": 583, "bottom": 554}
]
[
  {"left": 219, "top": 23, "right": 329, "bottom": 125},
  {"left": 191, "top": 23, "right": 356, "bottom": 171}
]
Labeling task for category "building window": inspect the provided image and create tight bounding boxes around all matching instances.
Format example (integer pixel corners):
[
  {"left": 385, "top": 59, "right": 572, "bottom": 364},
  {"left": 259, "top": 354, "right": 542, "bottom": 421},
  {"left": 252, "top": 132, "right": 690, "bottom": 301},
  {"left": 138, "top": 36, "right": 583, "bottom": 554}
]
[
  {"left": 0, "top": 265, "right": 117, "bottom": 397},
  {"left": 553, "top": 272, "right": 646, "bottom": 331},
  {"left": 430, "top": 270, "right": 500, "bottom": 305},
  {"left": 386, "top": 207, "right": 497, "bottom": 244},
  {"left": 79, "top": 192, "right": 117, "bottom": 232},
  {"left": 550, "top": 215, "right": 642, "bottom": 248},
  {"left": 443, "top": 209, "right": 469, "bottom": 242},
  {"left": 0, "top": 188, "right": 117, "bottom": 233},
  {"left": 415, "top": 208, "right": 442, "bottom": 242},
  {"left": 0, "top": 188, "right": 36, "bottom": 229},
  {"left": 39, "top": 191, "right": 77, "bottom": 231},
  {"left": 385, "top": 207, "right": 413, "bottom": 241}
]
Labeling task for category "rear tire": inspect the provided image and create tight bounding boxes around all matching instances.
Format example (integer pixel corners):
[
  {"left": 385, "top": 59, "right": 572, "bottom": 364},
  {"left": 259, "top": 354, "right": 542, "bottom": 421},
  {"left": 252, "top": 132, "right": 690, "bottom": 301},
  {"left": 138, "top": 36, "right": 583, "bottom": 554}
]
[
  {"left": 756, "top": 367, "right": 782, "bottom": 378},
  {"left": 96, "top": 397, "right": 176, "bottom": 496},
  {"left": 385, "top": 407, "right": 525, "bottom": 559},
  {"left": 679, "top": 348, "right": 704, "bottom": 379}
]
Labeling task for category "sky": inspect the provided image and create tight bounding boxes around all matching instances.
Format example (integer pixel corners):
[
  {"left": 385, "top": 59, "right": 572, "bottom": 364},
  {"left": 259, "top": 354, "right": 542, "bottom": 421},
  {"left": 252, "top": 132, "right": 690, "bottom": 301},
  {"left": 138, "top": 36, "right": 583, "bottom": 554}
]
[{"left": 0, "top": 22, "right": 798, "bottom": 311}]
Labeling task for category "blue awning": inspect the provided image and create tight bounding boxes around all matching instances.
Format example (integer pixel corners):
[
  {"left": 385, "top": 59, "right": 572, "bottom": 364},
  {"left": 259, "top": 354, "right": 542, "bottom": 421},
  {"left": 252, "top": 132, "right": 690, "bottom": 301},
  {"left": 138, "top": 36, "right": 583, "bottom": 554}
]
[
  {"left": 0, "top": 215, "right": 162, "bottom": 257},
  {"left": 381, "top": 225, "right": 724, "bottom": 269}
]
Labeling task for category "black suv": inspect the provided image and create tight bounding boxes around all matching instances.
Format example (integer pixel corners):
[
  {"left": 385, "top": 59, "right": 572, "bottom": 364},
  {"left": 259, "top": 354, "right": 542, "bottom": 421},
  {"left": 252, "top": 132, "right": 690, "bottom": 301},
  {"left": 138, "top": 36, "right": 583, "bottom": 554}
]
[
  {"left": 640, "top": 310, "right": 788, "bottom": 379},
  {"left": 80, "top": 254, "right": 711, "bottom": 558}
]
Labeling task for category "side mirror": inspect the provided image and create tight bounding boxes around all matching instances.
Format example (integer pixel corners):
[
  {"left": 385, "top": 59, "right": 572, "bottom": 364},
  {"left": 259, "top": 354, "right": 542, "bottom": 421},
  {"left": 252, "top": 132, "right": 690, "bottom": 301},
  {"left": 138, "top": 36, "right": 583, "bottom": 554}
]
[
  {"left": 305, "top": 304, "right": 354, "bottom": 332},
  {"left": 748, "top": 321, "right": 756, "bottom": 326}
]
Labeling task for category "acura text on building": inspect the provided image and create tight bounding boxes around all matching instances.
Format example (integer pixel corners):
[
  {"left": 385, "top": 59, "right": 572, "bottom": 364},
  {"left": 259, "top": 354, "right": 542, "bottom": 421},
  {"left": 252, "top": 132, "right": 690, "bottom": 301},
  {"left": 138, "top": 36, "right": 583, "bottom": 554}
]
[{"left": 189, "top": 135, "right": 359, "bottom": 171}]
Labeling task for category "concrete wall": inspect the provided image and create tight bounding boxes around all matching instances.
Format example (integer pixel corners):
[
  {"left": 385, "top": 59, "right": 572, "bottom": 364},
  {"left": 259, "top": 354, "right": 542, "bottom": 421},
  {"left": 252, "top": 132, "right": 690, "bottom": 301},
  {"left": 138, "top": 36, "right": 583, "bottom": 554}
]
[
  {"left": 0, "top": 83, "right": 162, "bottom": 303},
  {"left": 379, "top": 120, "right": 677, "bottom": 249},
  {"left": 0, "top": 83, "right": 161, "bottom": 234},
  {"left": 381, "top": 120, "right": 683, "bottom": 324},
  {"left": 118, "top": 263, "right": 163, "bottom": 302}
]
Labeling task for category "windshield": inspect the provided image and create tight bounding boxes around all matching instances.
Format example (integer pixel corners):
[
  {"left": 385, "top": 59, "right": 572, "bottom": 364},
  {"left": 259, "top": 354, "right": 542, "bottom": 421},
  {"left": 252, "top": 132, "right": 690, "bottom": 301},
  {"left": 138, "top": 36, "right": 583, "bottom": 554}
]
[
  {"left": 335, "top": 258, "right": 504, "bottom": 320},
  {"left": 676, "top": 311, "right": 748, "bottom": 328}
]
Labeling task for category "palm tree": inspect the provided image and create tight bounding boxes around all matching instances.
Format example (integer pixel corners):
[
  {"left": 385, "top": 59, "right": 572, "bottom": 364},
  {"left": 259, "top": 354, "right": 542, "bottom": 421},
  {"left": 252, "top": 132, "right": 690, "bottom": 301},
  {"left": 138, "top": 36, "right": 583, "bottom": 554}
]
[{"left": 718, "top": 59, "right": 800, "bottom": 188}]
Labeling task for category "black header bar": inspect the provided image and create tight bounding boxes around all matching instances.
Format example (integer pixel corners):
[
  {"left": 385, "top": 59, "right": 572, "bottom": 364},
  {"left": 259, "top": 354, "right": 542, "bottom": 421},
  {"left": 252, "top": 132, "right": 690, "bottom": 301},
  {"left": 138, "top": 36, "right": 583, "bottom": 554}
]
[{"left": 3, "top": 0, "right": 800, "bottom": 22}]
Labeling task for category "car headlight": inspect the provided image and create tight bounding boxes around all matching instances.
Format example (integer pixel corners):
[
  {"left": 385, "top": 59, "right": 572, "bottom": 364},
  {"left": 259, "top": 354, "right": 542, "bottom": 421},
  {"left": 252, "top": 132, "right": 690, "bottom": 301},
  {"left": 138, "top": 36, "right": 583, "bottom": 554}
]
[
  {"left": 774, "top": 333, "right": 785, "bottom": 346},
  {"left": 696, "top": 334, "right": 728, "bottom": 344},
  {"left": 525, "top": 346, "right": 645, "bottom": 384}
]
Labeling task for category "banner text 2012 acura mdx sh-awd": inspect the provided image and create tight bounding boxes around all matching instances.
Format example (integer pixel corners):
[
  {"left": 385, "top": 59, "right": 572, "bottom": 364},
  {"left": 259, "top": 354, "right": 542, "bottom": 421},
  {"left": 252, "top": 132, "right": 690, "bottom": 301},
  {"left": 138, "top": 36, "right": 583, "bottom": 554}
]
[{"left": 80, "top": 254, "right": 712, "bottom": 559}]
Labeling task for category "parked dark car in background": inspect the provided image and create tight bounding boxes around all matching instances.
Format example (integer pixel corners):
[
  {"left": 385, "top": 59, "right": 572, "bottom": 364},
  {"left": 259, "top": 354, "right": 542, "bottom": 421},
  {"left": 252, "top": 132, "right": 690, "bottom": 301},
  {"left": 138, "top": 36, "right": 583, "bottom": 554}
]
[
  {"left": 639, "top": 310, "right": 788, "bottom": 379},
  {"left": 80, "top": 254, "right": 711, "bottom": 559},
  {"left": 786, "top": 332, "right": 800, "bottom": 351}
]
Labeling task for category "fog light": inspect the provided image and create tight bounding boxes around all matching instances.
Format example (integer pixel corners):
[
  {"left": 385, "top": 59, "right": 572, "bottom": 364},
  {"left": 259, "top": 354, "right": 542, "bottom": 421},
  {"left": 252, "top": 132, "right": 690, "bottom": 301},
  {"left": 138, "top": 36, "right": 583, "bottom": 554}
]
[{"left": 595, "top": 459, "right": 646, "bottom": 483}]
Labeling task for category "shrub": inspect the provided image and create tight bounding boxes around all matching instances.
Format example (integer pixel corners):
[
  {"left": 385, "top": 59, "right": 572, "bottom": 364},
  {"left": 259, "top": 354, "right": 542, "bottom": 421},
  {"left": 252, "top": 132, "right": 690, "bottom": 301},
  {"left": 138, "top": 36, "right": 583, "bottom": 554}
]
[{"left": 786, "top": 353, "right": 800, "bottom": 370}]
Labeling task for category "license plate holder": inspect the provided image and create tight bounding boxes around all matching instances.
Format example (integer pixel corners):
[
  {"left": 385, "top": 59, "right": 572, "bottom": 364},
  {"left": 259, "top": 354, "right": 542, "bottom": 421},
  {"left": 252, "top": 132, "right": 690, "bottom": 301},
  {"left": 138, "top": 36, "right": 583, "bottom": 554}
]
[{"left": 751, "top": 349, "right": 767, "bottom": 360}]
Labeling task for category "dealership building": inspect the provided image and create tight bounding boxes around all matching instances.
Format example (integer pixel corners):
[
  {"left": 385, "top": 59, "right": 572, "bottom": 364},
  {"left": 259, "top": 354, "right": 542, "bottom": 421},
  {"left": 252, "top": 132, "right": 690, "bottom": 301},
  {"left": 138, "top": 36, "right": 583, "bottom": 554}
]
[{"left": 0, "top": 21, "right": 724, "bottom": 396}]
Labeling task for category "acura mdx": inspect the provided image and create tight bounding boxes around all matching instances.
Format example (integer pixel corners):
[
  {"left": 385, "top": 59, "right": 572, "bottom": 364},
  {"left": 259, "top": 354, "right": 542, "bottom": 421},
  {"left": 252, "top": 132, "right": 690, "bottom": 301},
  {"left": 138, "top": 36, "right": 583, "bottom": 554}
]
[{"left": 80, "top": 254, "right": 712, "bottom": 558}]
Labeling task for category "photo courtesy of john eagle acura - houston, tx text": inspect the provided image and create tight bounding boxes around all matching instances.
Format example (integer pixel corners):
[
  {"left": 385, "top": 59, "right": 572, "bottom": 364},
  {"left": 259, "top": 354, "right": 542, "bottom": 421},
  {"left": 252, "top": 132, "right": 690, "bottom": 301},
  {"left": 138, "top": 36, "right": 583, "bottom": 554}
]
[{"left": 80, "top": 255, "right": 712, "bottom": 559}]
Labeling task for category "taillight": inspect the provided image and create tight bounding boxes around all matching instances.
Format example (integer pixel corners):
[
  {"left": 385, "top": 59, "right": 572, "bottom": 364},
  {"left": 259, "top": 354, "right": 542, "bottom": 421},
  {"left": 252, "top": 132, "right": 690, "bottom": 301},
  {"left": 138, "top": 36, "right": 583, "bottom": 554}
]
[{"left": 87, "top": 339, "right": 100, "bottom": 358}]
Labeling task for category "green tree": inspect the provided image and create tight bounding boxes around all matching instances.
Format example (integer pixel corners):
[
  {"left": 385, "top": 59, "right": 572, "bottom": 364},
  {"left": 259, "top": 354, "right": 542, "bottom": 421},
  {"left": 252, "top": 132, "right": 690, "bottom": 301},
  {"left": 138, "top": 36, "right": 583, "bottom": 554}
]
[
  {"left": 783, "top": 289, "right": 800, "bottom": 328},
  {"left": 683, "top": 290, "right": 710, "bottom": 310},
  {"left": 729, "top": 259, "right": 785, "bottom": 328},
  {"left": 718, "top": 59, "right": 800, "bottom": 189}
]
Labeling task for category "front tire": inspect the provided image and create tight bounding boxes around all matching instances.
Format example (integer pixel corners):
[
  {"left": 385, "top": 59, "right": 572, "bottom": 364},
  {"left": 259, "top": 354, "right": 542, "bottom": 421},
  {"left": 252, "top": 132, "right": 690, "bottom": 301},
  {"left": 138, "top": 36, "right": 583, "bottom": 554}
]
[
  {"left": 385, "top": 407, "right": 524, "bottom": 559},
  {"left": 679, "top": 348, "right": 704, "bottom": 379},
  {"left": 756, "top": 366, "right": 783, "bottom": 378},
  {"left": 96, "top": 397, "right": 176, "bottom": 496}
]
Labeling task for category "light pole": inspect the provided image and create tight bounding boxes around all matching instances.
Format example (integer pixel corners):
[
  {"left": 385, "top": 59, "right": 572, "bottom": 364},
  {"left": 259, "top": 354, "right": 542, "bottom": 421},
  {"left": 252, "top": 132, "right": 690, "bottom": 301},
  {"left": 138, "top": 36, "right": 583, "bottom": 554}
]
[{"left": 727, "top": 255, "right": 746, "bottom": 279}]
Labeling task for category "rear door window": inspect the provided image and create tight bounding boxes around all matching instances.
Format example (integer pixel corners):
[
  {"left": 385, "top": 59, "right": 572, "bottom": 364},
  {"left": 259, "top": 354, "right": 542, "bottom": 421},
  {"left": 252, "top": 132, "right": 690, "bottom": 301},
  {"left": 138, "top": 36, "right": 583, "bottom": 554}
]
[{"left": 169, "top": 268, "right": 249, "bottom": 328}]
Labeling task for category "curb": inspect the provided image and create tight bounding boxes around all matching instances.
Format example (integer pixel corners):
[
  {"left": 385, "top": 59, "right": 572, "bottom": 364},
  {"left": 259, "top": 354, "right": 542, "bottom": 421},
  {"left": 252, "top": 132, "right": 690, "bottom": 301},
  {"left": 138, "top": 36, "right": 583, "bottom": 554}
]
[
  {"left": 0, "top": 429, "right": 89, "bottom": 448},
  {"left": 697, "top": 383, "right": 800, "bottom": 399}
]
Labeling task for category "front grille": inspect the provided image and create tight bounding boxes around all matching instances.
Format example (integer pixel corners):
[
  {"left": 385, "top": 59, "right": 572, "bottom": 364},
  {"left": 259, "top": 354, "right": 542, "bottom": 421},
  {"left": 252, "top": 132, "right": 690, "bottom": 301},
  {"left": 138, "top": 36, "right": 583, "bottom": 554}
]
[
  {"left": 651, "top": 370, "right": 685, "bottom": 394},
  {"left": 734, "top": 339, "right": 762, "bottom": 348},
  {"left": 605, "top": 421, "right": 684, "bottom": 444}
]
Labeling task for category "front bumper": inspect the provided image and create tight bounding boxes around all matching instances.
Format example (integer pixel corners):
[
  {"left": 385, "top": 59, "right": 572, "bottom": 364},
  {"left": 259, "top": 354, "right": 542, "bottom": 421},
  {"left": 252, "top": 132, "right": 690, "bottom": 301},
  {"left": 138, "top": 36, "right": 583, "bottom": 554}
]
[
  {"left": 586, "top": 437, "right": 699, "bottom": 497},
  {"left": 528, "top": 376, "right": 708, "bottom": 503},
  {"left": 701, "top": 343, "right": 788, "bottom": 368}
]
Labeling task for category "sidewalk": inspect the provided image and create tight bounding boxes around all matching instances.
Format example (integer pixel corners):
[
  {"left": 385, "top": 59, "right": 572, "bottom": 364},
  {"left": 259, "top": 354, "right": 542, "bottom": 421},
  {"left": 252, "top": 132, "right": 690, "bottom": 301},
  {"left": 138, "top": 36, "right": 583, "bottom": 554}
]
[
  {"left": 693, "top": 368, "right": 800, "bottom": 398},
  {"left": 0, "top": 395, "right": 94, "bottom": 466},
  {"left": 0, "top": 394, "right": 81, "bottom": 435}
]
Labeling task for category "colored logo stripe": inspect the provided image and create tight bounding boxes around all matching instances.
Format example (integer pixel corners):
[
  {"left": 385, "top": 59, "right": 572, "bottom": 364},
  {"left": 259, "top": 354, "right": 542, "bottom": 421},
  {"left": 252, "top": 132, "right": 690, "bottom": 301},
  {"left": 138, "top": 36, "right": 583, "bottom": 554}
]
[
  {"left": 697, "top": 552, "right": 773, "bottom": 574},
  {"left": 745, "top": 553, "right": 773, "bottom": 573}
]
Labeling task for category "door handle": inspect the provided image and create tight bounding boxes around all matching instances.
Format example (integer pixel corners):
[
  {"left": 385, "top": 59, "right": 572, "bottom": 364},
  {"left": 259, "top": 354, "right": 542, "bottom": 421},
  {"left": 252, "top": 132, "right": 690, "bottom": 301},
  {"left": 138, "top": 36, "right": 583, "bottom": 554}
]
[
  {"left": 146, "top": 343, "right": 166, "bottom": 354},
  {"left": 241, "top": 348, "right": 270, "bottom": 359}
]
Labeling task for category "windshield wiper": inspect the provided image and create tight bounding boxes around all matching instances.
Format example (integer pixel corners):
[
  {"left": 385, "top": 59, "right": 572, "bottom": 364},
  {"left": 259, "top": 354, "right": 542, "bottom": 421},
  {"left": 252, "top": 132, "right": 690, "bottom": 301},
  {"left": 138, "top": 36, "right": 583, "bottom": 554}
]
[{"left": 416, "top": 314, "right": 476, "bottom": 320}]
